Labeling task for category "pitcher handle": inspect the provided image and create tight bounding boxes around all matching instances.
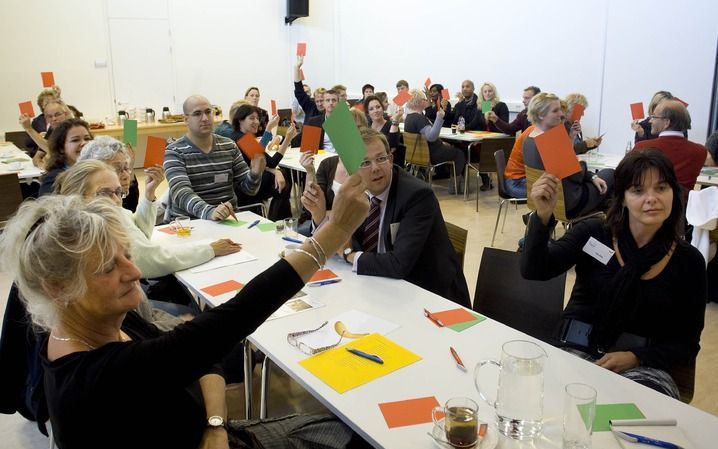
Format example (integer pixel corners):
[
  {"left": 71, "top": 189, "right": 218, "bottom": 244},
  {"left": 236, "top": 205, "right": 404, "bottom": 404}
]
[{"left": 474, "top": 359, "right": 500, "bottom": 408}]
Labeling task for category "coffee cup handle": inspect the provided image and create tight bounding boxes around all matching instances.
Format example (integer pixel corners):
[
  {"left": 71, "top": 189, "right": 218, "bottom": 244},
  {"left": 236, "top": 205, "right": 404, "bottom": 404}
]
[
  {"left": 431, "top": 406, "right": 445, "bottom": 426},
  {"left": 474, "top": 358, "right": 500, "bottom": 408}
]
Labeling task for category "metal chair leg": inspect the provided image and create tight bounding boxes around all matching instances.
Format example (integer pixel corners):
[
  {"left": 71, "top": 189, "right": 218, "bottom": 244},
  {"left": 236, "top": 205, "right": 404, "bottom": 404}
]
[
  {"left": 259, "top": 356, "right": 271, "bottom": 419},
  {"left": 501, "top": 200, "right": 510, "bottom": 232},
  {"left": 243, "top": 342, "right": 253, "bottom": 419},
  {"left": 491, "top": 199, "right": 506, "bottom": 246}
]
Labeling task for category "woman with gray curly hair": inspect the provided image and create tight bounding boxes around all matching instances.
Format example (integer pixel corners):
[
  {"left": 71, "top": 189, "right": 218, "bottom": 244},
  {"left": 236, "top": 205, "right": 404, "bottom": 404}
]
[
  {"left": 0, "top": 178, "right": 369, "bottom": 449},
  {"left": 79, "top": 135, "right": 140, "bottom": 211}
]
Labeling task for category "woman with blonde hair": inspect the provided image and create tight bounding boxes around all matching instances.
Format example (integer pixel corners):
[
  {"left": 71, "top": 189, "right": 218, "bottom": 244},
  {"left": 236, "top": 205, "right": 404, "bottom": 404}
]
[
  {"left": 564, "top": 93, "right": 603, "bottom": 154},
  {"left": 470, "top": 82, "right": 509, "bottom": 133}
]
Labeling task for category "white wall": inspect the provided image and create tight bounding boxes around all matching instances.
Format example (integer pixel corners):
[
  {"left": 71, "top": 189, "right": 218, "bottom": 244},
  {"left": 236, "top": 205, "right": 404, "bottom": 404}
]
[{"left": 1, "top": 0, "right": 716, "bottom": 155}]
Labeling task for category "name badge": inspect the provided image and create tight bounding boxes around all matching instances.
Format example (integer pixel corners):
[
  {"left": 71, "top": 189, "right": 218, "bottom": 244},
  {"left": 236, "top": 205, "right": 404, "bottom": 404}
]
[
  {"left": 582, "top": 236, "right": 615, "bottom": 265},
  {"left": 214, "top": 173, "right": 229, "bottom": 183}
]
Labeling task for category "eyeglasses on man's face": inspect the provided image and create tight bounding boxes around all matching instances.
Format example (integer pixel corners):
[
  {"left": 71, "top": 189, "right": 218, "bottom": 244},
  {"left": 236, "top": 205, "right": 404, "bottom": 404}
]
[
  {"left": 358, "top": 155, "right": 390, "bottom": 169},
  {"left": 187, "top": 109, "right": 213, "bottom": 119},
  {"left": 286, "top": 321, "right": 344, "bottom": 355},
  {"left": 96, "top": 187, "right": 126, "bottom": 200},
  {"left": 649, "top": 115, "right": 667, "bottom": 120}
]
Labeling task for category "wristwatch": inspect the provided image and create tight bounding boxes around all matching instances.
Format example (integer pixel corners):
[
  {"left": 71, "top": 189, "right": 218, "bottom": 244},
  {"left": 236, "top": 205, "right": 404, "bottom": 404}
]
[
  {"left": 207, "top": 416, "right": 225, "bottom": 429},
  {"left": 591, "top": 174, "right": 599, "bottom": 181},
  {"left": 343, "top": 247, "right": 353, "bottom": 263}
]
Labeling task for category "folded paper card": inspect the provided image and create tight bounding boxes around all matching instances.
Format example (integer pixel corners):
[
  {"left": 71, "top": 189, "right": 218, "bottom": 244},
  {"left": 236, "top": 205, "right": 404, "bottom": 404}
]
[
  {"left": 300, "top": 125, "right": 322, "bottom": 154},
  {"left": 447, "top": 311, "right": 486, "bottom": 332},
  {"left": 123, "top": 120, "right": 138, "bottom": 146},
  {"left": 393, "top": 90, "right": 412, "bottom": 106},
  {"left": 593, "top": 403, "right": 645, "bottom": 432},
  {"left": 201, "top": 280, "right": 244, "bottom": 297},
  {"left": 308, "top": 269, "right": 340, "bottom": 284},
  {"left": 322, "top": 101, "right": 366, "bottom": 174},
  {"left": 430, "top": 308, "right": 479, "bottom": 326},
  {"left": 534, "top": 124, "right": 581, "bottom": 179},
  {"left": 144, "top": 136, "right": 166, "bottom": 168},
  {"left": 19, "top": 101, "right": 35, "bottom": 117},
  {"left": 41, "top": 71, "right": 55, "bottom": 88},
  {"left": 378, "top": 396, "right": 442, "bottom": 428},
  {"left": 237, "top": 133, "right": 265, "bottom": 159},
  {"left": 629, "top": 102, "right": 645, "bottom": 121},
  {"left": 299, "top": 333, "right": 421, "bottom": 393}
]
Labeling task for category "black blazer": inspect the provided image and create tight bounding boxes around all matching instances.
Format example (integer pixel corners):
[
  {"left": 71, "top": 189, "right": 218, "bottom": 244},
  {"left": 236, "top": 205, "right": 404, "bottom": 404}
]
[{"left": 352, "top": 167, "right": 470, "bottom": 307}]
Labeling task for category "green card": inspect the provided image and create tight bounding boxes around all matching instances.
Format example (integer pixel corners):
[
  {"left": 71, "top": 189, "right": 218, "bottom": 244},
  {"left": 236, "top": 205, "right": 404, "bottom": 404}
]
[
  {"left": 592, "top": 403, "right": 645, "bottom": 432},
  {"left": 322, "top": 100, "right": 366, "bottom": 174},
  {"left": 481, "top": 101, "right": 492, "bottom": 114},
  {"left": 123, "top": 119, "right": 138, "bottom": 146},
  {"left": 447, "top": 312, "right": 486, "bottom": 332},
  {"left": 256, "top": 222, "right": 276, "bottom": 232},
  {"left": 218, "top": 219, "right": 246, "bottom": 227}
]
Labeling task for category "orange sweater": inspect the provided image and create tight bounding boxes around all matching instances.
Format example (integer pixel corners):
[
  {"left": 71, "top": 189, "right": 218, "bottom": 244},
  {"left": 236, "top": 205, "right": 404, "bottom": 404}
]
[{"left": 504, "top": 125, "right": 534, "bottom": 180}]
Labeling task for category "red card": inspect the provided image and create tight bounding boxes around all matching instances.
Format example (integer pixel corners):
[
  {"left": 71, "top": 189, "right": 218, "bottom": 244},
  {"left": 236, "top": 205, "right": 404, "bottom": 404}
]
[
  {"left": 296, "top": 42, "right": 307, "bottom": 56},
  {"left": 431, "top": 308, "right": 478, "bottom": 326},
  {"left": 424, "top": 77, "right": 431, "bottom": 89},
  {"left": 201, "top": 280, "right": 244, "bottom": 297},
  {"left": 19, "top": 101, "right": 35, "bottom": 117},
  {"left": 630, "top": 102, "right": 645, "bottom": 120},
  {"left": 300, "top": 125, "right": 322, "bottom": 154},
  {"left": 353, "top": 102, "right": 364, "bottom": 112},
  {"left": 569, "top": 103, "right": 585, "bottom": 123},
  {"left": 393, "top": 90, "right": 411, "bottom": 106},
  {"left": 41, "top": 72, "right": 55, "bottom": 88},
  {"left": 534, "top": 124, "right": 581, "bottom": 179},
  {"left": 378, "top": 396, "right": 442, "bottom": 428},
  {"left": 299, "top": 68, "right": 305, "bottom": 81},
  {"left": 309, "top": 269, "right": 339, "bottom": 283},
  {"left": 144, "top": 136, "right": 166, "bottom": 168},
  {"left": 237, "top": 133, "right": 265, "bottom": 159},
  {"left": 157, "top": 225, "right": 177, "bottom": 235},
  {"left": 441, "top": 88, "right": 450, "bottom": 100},
  {"left": 673, "top": 97, "right": 689, "bottom": 107},
  {"left": 271, "top": 100, "right": 277, "bottom": 116}
]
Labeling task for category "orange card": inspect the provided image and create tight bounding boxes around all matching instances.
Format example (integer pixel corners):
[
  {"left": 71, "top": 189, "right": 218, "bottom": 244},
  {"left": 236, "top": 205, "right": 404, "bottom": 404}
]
[
  {"left": 237, "top": 133, "right": 265, "bottom": 159},
  {"left": 378, "top": 396, "right": 442, "bottom": 428},
  {"left": 674, "top": 96, "right": 689, "bottom": 107},
  {"left": 353, "top": 102, "right": 364, "bottom": 112},
  {"left": 296, "top": 42, "right": 307, "bottom": 56},
  {"left": 144, "top": 136, "right": 166, "bottom": 168},
  {"left": 271, "top": 99, "right": 277, "bottom": 116},
  {"left": 299, "top": 68, "right": 305, "bottom": 81},
  {"left": 19, "top": 101, "right": 35, "bottom": 117},
  {"left": 534, "top": 124, "right": 581, "bottom": 179},
  {"left": 201, "top": 280, "right": 244, "bottom": 297},
  {"left": 157, "top": 225, "right": 177, "bottom": 235},
  {"left": 309, "top": 269, "right": 339, "bottom": 283},
  {"left": 431, "top": 308, "right": 478, "bottom": 326},
  {"left": 441, "top": 88, "right": 450, "bottom": 100},
  {"left": 630, "top": 102, "right": 644, "bottom": 120},
  {"left": 300, "top": 125, "right": 322, "bottom": 154},
  {"left": 41, "top": 71, "right": 55, "bottom": 87},
  {"left": 424, "top": 77, "right": 431, "bottom": 89},
  {"left": 393, "top": 90, "right": 411, "bottom": 106},
  {"left": 569, "top": 103, "right": 585, "bottom": 123}
]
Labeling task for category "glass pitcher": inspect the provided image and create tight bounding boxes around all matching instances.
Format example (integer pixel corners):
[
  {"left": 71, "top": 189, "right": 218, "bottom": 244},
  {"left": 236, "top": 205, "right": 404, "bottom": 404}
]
[{"left": 474, "top": 340, "right": 548, "bottom": 440}]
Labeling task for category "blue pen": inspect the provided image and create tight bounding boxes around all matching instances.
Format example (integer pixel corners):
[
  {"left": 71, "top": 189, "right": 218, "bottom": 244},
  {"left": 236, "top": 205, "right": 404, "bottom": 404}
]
[
  {"left": 247, "top": 219, "right": 260, "bottom": 229},
  {"left": 282, "top": 236, "right": 303, "bottom": 244},
  {"left": 346, "top": 348, "right": 384, "bottom": 364},
  {"left": 308, "top": 279, "right": 342, "bottom": 287},
  {"left": 612, "top": 430, "right": 682, "bottom": 449}
]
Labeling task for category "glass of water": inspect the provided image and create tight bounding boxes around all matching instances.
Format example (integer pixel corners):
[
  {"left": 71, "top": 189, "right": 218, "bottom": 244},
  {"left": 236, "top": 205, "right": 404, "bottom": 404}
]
[{"left": 563, "top": 383, "right": 597, "bottom": 449}]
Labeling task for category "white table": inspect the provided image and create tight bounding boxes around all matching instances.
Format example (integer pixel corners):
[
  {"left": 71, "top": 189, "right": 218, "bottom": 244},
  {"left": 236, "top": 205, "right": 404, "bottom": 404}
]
[
  {"left": 277, "top": 147, "right": 338, "bottom": 210},
  {"left": 152, "top": 216, "right": 718, "bottom": 448},
  {"left": 579, "top": 151, "right": 718, "bottom": 187},
  {"left": 0, "top": 141, "right": 44, "bottom": 183}
]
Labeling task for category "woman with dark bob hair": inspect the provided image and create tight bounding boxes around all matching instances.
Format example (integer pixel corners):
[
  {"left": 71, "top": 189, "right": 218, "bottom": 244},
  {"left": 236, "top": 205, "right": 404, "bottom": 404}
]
[
  {"left": 0, "top": 173, "right": 369, "bottom": 449},
  {"left": 39, "top": 117, "right": 93, "bottom": 195},
  {"left": 521, "top": 148, "right": 706, "bottom": 398}
]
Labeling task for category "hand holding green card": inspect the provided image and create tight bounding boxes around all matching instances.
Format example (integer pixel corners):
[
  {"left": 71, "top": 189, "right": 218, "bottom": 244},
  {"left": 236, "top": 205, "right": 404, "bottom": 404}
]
[{"left": 322, "top": 101, "right": 367, "bottom": 174}]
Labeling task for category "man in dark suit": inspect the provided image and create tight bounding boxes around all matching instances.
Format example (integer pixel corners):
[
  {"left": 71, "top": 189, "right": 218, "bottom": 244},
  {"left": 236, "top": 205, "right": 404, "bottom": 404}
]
[
  {"left": 342, "top": 128, "right": 471, "bottom": 307},
  {"left": 634, "top": 100, "right": 707, "bottom": 204}
]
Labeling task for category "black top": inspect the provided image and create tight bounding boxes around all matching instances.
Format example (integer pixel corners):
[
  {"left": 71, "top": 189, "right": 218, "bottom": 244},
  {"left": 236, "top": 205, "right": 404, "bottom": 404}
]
[
  {"left": 521, "top": 215, "right": 706, "bottom": 370},
  {"left": 38, "top": 167, "right": 65, "bottom": 196},
  {"left": 43, "top": 259, "right": 303, "bottom": 449},
  {"left": 467, "top": 101, "right": 509, "bottom": 132},
  {"left": 404, "top": 113, "right": 443, "bottom": 153},
  {"left": 424, "top": 101, "right": 453, "bottom": 126},
  {"left": 452, "top": 94, "right": 479, "bottom": 127}
]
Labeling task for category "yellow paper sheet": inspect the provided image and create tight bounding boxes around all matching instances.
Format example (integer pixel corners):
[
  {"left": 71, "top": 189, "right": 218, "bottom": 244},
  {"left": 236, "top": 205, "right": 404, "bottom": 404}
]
[{"left": 299, "top": 333, "right": 422, "bottom": 393}]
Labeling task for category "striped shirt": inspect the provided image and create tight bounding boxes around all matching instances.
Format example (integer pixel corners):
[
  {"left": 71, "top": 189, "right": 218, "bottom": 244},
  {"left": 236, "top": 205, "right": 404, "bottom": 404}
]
[{"left": 164, "top": 134, "right": 261, "bottom": 220}]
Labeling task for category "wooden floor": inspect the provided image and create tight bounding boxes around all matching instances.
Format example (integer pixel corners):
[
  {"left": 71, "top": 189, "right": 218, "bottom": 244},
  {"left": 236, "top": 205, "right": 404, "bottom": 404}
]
[{"left": 1, "top": 171, "right": 716, "bottom": 447}]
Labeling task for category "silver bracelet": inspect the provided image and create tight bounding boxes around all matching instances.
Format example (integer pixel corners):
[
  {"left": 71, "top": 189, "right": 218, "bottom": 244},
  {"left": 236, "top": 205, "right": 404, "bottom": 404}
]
[
  {"left": 306, "top": 237, "right": 327, "bottom": 265},
  {"left": 293, "top": 248, "right": 323, "bottom": 270}
]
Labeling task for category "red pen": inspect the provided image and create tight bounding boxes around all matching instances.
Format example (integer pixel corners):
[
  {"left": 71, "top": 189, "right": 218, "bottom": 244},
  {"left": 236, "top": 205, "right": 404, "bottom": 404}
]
[
  {"left": 423, "top": 308, "right": 444, "bottom": 327},
  {"left": 450, "top": 346, "right": 466, "bottom": 371}
]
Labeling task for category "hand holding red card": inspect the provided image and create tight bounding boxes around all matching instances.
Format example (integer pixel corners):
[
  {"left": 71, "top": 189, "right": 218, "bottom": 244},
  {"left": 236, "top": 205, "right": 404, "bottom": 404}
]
[
  {"left": 237, "top": 133, "right": 266, "bottom": 159},
  {"left": 569, "top": 103, "right": 585, "bottom": 123},
  {"left": 534, "top": 125, "right": 581, "bottom": 179},
  {"left": 630, "top": 102, "right": 645, "bottom": 120},
  {"left": 19, "top": 101, "right": 35, "bottom": 117},
  {"left": 271, "top": 100, "right": 277, "bottom": 116},
  {"left": 441, "top": 88, "right": 450, "bottom": 100},
  {"left": 144, "top": 136, "right": 167, "bottom": 168},
  {"left": 424, "top": 77, "right": 431, "bottom": 88},
  {"left": 41, "top": 72, "right": 55, "bottom": 88},
  {"left": 300, "top": 125, "right": 322, "bottom": 154},
  {"left": 393, "top": 90, "right": 411, "bottom": 106},
  {"left": 296, "top": 42, "right": 307, "bottom": 56}
]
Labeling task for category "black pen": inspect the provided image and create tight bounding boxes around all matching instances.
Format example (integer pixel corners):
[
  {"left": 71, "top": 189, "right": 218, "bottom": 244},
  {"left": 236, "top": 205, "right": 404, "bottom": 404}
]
[{"left": 346, "top": 348, "right": 384, "bottom": 364}]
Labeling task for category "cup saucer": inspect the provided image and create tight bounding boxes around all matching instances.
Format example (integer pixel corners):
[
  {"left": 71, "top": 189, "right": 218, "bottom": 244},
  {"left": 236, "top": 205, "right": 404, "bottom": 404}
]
[{"left": 430, "top": 418, "right": 498, "bottom": 449}]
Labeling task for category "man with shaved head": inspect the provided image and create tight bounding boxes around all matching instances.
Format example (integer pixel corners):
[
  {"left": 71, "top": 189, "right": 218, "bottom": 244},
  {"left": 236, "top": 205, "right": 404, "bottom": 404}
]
[
  {"left": 452, "top": 80, "right": 479, "bottom": 126},
  {"left": 164, "top": 95, "right": 265, "bottom": 220},
  {"left": 634, "top": 99, "right": 707, "bottom": 204}
]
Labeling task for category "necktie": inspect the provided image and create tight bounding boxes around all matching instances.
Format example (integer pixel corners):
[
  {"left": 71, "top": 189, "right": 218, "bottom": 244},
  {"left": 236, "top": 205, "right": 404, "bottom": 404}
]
[{"left": 362, "top": 197, "right": 382, "bottom": 252}]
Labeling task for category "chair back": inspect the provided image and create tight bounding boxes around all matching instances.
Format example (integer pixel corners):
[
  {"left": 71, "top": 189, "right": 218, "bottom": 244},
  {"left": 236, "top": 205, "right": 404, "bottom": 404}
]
[
  {"left": 4, "top": 131, "right": 31, "bottom": 152},
  {"left": 473, "top": 247, "right": 566, "bottom": 343},
  {"left": 402, "top": 132, "right": 431, "bottom": 167},
  {"left": 670, "top": 361, "right": 696, "bottom": 403},
  {"left": 0, "top": 173, "right": 24, "bottom": 228},
  {"left": 445, "top": 222, "right": 468, "bottom": 270},
  {"left": 525, "top": 165, "right": 568, "bottom": 222},
  {"left": 494, "top": 150, "right": 526, "bottom": 201},
  {"left": 474, "top": 137, "right": 516, "bottom": 174}
]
